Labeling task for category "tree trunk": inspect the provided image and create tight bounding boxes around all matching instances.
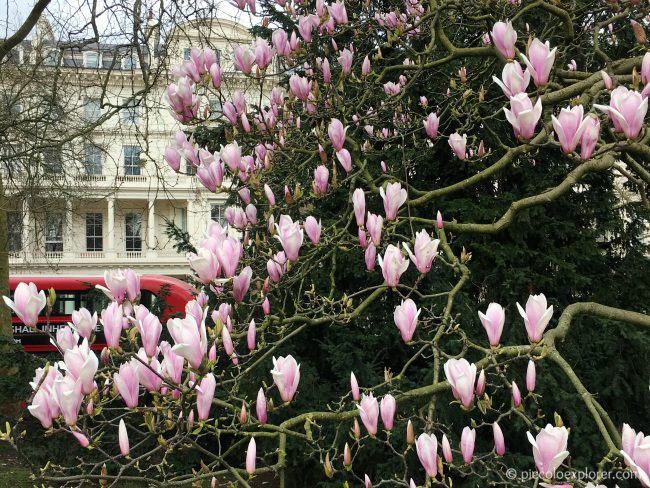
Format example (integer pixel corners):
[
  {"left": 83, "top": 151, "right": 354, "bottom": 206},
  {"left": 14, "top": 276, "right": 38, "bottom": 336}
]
[{"left": 0, "top": 175, "right": 11, "bottom": 338}]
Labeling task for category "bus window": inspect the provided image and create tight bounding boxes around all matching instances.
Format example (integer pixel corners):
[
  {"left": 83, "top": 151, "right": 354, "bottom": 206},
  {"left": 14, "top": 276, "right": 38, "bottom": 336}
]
[
  {"left": 80, "top": 290, "right": 110, "bottom": 315},
  {"left": 48, "top": 292, "right": 76, "bottom": 316}
]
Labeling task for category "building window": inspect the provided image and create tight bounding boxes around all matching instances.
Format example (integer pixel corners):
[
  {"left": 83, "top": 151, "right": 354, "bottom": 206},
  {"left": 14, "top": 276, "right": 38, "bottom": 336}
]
[
  {"left": 208, "top": 99, "right": 222, "bottom": 120},
  {"left": 121, "top": 98, "right": 139, "bottom": 125},
  {"left": 180, "top": 207, "right": 187, "bottom": 232},
  {"left": 211, "top": 204, "right": 227, "bottom": 228},
  {"left": 121, "top": 55, "right": 138, "bottom": 70},
  {"left": 84, "top": 144, "right": 103, "bottom": 175},
  {"left": 43, "top": 149, "right": 62, "bottom": 173},
  {"left": 183, "top": 48, "right": 192, "bottom": 61},
  {"left": 83, "top": 52, "right": 100, "bottom": 68},
  {"left": 7, "top": 212, "right": 22, "bottom": 252},
  {"left": 43, "top": 50, "right": 60, "bottom": 66},
  {"left": 123, "top": 145, "right": 141, "bottom": 175},
  {"left": 84, "top": 99, "right": 101, "bottom": 122},
  {"left": 125, "top": 213, "right": 142, "bottom": 252},
  {"left": 215, "top": 49, "right": 221, "bottom": 65},
  {"left": 186, "top": 161, "right": 197, "bottom": 175},
  {"left": 86, "top": 213, "right": 103, "bottom": 251},
  {"left": 45, "top": 213, "right": 64, "bottom": 252}
]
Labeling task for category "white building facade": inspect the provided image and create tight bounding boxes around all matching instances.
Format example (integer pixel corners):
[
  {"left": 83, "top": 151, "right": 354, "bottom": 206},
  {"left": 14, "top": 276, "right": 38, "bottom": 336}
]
[{"left": 3, "top": 15, "right": 273, "bottom": 277}]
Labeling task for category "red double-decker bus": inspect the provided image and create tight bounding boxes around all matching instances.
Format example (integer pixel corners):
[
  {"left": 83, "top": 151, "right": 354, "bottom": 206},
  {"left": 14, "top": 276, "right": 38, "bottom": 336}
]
[{"left": 8, "top": 275, "right": 195, "bottom": 352}]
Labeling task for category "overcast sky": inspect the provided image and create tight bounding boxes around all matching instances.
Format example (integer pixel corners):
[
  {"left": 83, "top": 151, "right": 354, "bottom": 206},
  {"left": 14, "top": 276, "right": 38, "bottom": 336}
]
[{"left": 0, "top": 0, "right": 257, "bottom": 41}]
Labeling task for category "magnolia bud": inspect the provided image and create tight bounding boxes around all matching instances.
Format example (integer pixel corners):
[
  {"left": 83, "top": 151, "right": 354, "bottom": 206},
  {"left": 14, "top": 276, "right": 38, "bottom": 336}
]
[
  {"left": 512, "top": 381, "right": 522, "bottom": 407},
  {"left": 352, "top": 418, "right": 361, "bottom": 440},
  {"left": 343, "top": 443, "right": 352, "bottom": 468},
  {"left": 324, "top": 452, "right": 334, "bottom": 478},
  {"left": 475, "top": 369, "right": 486, "bottom": 396},
  {"left": 526, "top": 360, "right": 536, "bottom": 392},
  {"left": 240, "top": 402, "right": 248, "bottom": 424},
  {"left": 406, "top": 419, "right": 415, "bottom": 445},
  {"left": 436, "top": 210, "right": 443, "bottom": 230}
]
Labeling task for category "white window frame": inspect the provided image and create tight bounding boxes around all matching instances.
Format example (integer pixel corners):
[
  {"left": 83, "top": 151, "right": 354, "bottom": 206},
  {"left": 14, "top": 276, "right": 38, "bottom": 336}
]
[
  {"left": 124, "top": 213, "right": 143, "bottom": 252},
  {"left": 121, "top": 55, "right": 139, "bottom": 70},
  {"left": 83, "top": 51, "right": 100, "bottom": 68},
  {"left": 45, "top": 213, "right": 64, "bottom": 252}
]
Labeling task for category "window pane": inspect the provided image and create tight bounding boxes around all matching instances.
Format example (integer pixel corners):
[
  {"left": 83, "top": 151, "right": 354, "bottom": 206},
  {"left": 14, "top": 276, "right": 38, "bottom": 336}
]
[
  {"left": 45, "top": 213, "right": 63, "bottom": 252},
  {"left": 125, "top": 213, "right": 142, "bottom": 251},
  {"left": 183, "top": 48, "right": 191, "bottom": 61},
  {"left": 84, "top": 99, "right": 101, "bottom": 122},
  {"left": 7, "top": 212, "right": 22, "bottom": 252},
  {"left": 84, "top": 145, "right": 102, "bottom": 175},
  {"left": 43, "top": 149, "right": 62, "bottom": 173},
  {"left": 85, "top": 213, "right": 103, "bottom": 251},
  {"left": 84, "top": 52, "right": 99, "bottom": 68},
  {"left": 121, "top": 98, "right": 139, "bottom": 125},
  {"left": 123, "top": 145, "right": 141, "bottom": 175},
  {"left": 211, "top": 204, "right": 228, "bottom": 228}
]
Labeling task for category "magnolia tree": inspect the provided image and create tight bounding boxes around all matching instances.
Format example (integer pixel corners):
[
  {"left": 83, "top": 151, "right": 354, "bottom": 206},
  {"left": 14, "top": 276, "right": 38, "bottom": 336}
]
[{"left": 4, "top": 0, "right": 650, "bottom": 486}]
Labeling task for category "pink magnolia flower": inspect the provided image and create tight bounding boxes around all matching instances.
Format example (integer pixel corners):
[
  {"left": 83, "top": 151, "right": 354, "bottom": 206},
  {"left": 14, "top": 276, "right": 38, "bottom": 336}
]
[
  {"left": 247, "top": 319, "right": 256, "bottom": 350},
  {"left": 100, "top": 302, "right": 124, "bottom": 349},
  {"left": 197, "top": 159, "right": 225, "bottom": 192},
  {"left": 403, "top": 229, "right": 440, "bottom": 273},
  {"left": 448, "top": 133, "right": 467, "bottom": 160},
  {"left": 377, "top": 245, "right": 409, "bottom": 287},
  {"left": 517, "top": 293, "right": 553, "bottom": 342},
  {"left": 552, "top": 105, "right": 590, "bottom": 153},
  {"left": 233, "top": 266, "right": 252, "bottom": 303},
  {"left": 246, "top": 438, "right": 257, "bottom": 474},
  {"left": 357, "top": 393, "right": 379, "bottom": 435},
  {"left": 188, "top": 248, "right": 220, "bottom": 284},
  {"left": 380, "top": 182, "right": 407, "bottom": 221},
  {"left": 328, "top": 118, "right": 346, "bottom": 151},
  {"left": 256, "top": 388, "right": 267, "bottom": 424},
  {"left": 423, "top": 113, "right": 440, "bottom": 139},
  {"left": 271, "top": 355, "right": 301, "bottom": 402},
  {"left": 253, "top": 38, "right": 274, "bottom": 70},
  {"left": 580, "top": 114, "right": 600, "bottom": 160},
  {"left": 135, "top": 311, "right": 162, "bottom": 358},
  {"left": 350, "top": 372, "right": 360, "bottom": 401},
  {"left": 643, "top": 52, "right": 650, "bottom": 86},
  {"left": 233, "top": 45, "right": 255, "bottom": 74},
  {"left": 494, "top": 422, "right": 506, "bottom": 456},
  {"left": 28, "top": 386, "right": 56, "bottom": 428},
  {"left": 321, "top": 57, "right": 331, "bottom": 83},
  {"left": 267, "top": 251, "right": 288, "bottom": 283},
  {"left": 56, "top": 326, "right": 78, "bottom": 352},
  {"left": 328, "top": 0, "right": 348, "bottom": 25},
  {"left": 444, "top": 358, "right": 477, "bottom": 408},
  {"left": 336, "top": 148, "right": 353, "bottom": 172},
  {"left": 96, "top": 269, "right": 140, "bottom": 302},
  {"left": 313, "top": 165, "right": 329, "bottom": 194},
  {"left": 114, "top": 362, "right": 139, "bottom": 408},
  {"left": 504, "top": 93, "right": 543, "bottom": 139},
  {"left": 621, "top": 424, "right": 650, "bottom": 486},
  {"left": 119, "top": 419, "right": 129, "bottom": 456},
  {"left": 275, "top": 215, "right": 304, "bottom": 262},
  {"left": 51, "top": 375, "right": 82, "bottom": 425},
  {"left": 478, "top": 302, "right": 505, "bottom": 347},
  {"left": 167, "top": 315, "right": 208, "bottom": 369},
  {"left": 512, "top": 380, "right": 522, "bottom": 407},
  {"left": 475, "top": 369, "right": 485, "bottom": 396},
  {"left": 289, "top": 74, "right": 312, "bottom": 101},
  {"left": 197, "top": 373, "right": 216, "bottom": 421},
  {"left": 365, "top": 243, "right": 377, "bottom": 271},
  {"left": 416, "top": 433, "right": 438, "bottom": 478},
  {"left": 361, "top": 55, "right": 371, "bottom": 76},
  {"left": 272, "top": 29, "right": 291, "bottom": 57},
  {"left": 71, "top": 308, "right": 98, "bottom": 339},
  {"left": 526, "top": 360, "right": 536, "bottom": 392},
  {"left": 527, "top": 425, "right": 570, "bottom": 477},
  {"left": 338, "top": 48, "right": 353, "bottom": 75},
  {"left": 216, "top": 237, "right": 242, "bottom": 278},
  {"left": 493, "top": 62, "right": 530, "bottom": 97},
  {"left": 594, "top": 86, "right": 648, "bottom": 139},
  {"left": 380, "top": 394, "right": 396, "bottom": 431},
  {"left": 393, "top": 298, "right": 420, "bottom": 343},
  {"left": 442, "top": 434, "right": 453, "bottom": 463},
  {"left": 520, "top": 39, "right": 557, "bottom": 87},
  {"left": 491, "top": 21, "right": 517, "bottom": 60},
  {"left": 164, "top": 77, "right": 199, "bottom": 123},
  {"left": 64, "top": 339, "right": 98, "bottom": 395},
  {"left": 3, "top": 282, "right": 46, "bottom": 327},
  {"left": 245, "top": 204, "right": 258, "bottom": 224},
  {"left": 460, "top": 427, "right": 476, "bottom": 464},
  {"left": 353, "top": 188, "right": 366, "bottom": 227},
  {"left": 304, "top": 216, "right": 321, "bottom": 244},
  {"left": 133, "top": 350, "right": 162, "bottom": 392}
]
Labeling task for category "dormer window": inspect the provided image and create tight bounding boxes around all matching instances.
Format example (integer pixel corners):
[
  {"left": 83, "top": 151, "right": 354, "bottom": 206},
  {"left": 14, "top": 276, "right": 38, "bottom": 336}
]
[{"left": 83, "top": 51, "right": 100, "bottom": 68}]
